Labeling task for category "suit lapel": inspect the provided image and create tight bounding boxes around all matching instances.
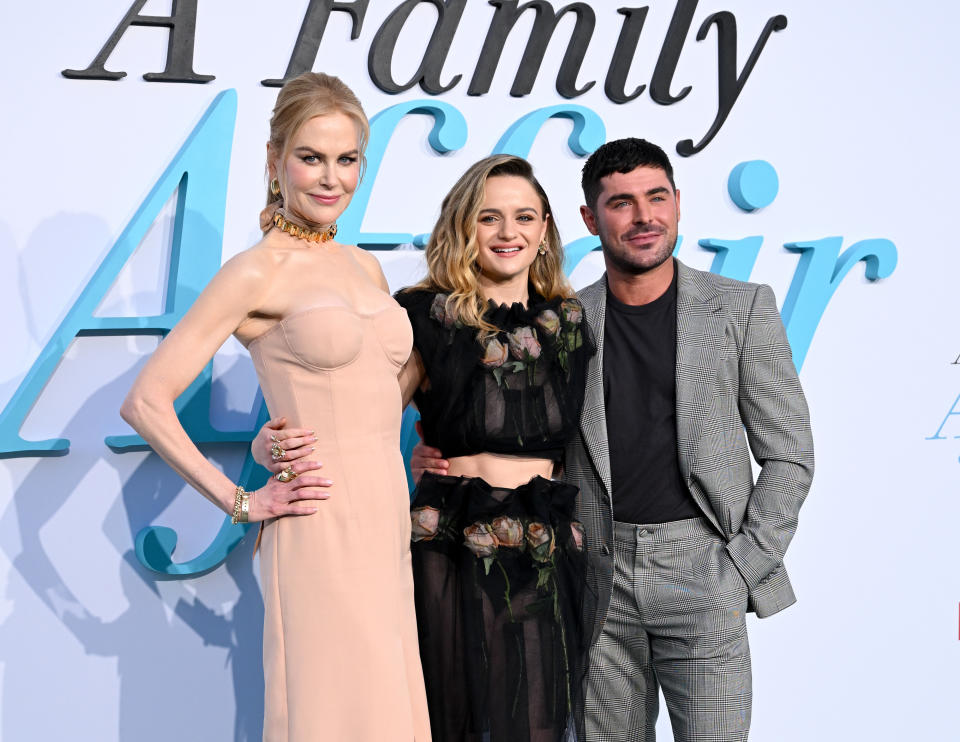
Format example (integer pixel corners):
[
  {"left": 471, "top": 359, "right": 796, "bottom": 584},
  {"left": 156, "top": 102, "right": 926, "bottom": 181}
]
[
  {"left": 579, "top": 265, "right": 726, "bottom": 530},
  {"left": 578, "top": 276, "right": 614, "bottom": 500},
  {"left": 675, "top": 261, "right": 725, "bottom": 486}
]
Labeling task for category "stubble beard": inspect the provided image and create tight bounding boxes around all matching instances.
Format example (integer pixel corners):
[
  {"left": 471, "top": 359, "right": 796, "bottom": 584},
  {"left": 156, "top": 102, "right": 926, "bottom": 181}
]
[{"left": 601, "top": 231, "right": 677, "bottom": 276}]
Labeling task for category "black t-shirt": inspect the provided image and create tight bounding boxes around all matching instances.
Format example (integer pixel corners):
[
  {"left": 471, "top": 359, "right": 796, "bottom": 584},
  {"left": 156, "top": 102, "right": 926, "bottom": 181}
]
[{"left": 602, "top": 266, "right": 700, "bottom": 524}]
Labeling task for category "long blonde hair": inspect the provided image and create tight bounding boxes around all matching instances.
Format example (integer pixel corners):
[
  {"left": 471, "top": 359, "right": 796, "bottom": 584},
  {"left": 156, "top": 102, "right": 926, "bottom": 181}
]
[
  {"left": 409, "top": 155, "right": 572, "bottom": 335},
  {"left": 260, "top": 72, "right": 370, "bottom": 231}
]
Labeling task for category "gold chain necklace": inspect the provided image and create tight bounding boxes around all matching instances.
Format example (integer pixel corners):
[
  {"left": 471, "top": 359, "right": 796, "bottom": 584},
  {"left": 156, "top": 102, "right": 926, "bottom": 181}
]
[{"left": 272, "top": 209, "right": 338, "bottom": 243}]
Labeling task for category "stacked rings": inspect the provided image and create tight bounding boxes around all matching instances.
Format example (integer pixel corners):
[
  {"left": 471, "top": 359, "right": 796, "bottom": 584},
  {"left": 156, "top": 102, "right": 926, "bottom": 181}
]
[
  {"left": 276, "top": 466, "right": 297, "bottom": 483},
  {"left": 270, "top": 434, "right": 286, "bottom": 462}
]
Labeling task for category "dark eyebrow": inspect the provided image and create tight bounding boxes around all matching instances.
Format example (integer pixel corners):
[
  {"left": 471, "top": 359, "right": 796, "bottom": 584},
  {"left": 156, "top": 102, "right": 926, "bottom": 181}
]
[{"left": 604, "top": 186, "right": 670, "bottom": 205}]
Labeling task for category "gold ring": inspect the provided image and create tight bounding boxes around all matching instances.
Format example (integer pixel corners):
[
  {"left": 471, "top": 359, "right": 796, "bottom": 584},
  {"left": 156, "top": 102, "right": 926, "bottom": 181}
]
[
  {"left": 270, "top": 434, "right": 279, "bottom": 443},
  {"left": 275, "top": 466, "right": 296, "bottom": 483},
  {"left": 270, "top": 441, "right": 286, "bottom": 461}
]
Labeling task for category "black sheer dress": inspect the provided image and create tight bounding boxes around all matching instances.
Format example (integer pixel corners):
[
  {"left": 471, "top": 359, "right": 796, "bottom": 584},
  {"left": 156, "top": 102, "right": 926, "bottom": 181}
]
[{"left": 395, "top": 289, "right": 595, "bottom": 742}]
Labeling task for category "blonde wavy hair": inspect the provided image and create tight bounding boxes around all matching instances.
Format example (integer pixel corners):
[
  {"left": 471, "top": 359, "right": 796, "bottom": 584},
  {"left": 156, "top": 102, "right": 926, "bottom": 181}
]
[
  {"left": 261, "top": 72, "right": 370, "bottom": 231},
  {"left": 409, "top": 155, "right": 573, "bottom": 335}
]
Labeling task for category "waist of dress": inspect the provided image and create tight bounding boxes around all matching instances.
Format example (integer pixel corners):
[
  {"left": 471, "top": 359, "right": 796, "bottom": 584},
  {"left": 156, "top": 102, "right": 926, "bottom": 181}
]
[
  {"left": 412, "top": 471, "right": 580, "bottom": 524},
  {"left": 285, "top": 435, "right": 403, "bottom": 465},
  {"left": 419, "top": 471, "right": 572, "bottom": 493}
]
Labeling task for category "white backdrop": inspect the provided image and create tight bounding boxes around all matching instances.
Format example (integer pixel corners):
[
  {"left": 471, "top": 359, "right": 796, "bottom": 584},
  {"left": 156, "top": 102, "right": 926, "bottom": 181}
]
[{"left": 2, "top": 1, "right": 959, "bottom": 739}]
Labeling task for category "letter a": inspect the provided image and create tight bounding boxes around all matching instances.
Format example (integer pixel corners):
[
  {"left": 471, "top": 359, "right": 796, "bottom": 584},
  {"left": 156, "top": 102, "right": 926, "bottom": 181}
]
[
  {"left": 62, "top": 0, "right": 214, "bottom": 82},
  {"left": 0, "top": 91, "right": 238, "bottom": 457}
]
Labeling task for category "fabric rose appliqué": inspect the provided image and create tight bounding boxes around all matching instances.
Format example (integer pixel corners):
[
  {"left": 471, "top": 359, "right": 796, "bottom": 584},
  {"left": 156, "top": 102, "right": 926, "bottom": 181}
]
[
  {"left": 535, "top": 309, "right": 561, "bottom": 338},
  {"left": 507, "top": 326, "right": 542, "bottom": 362},
  {"left": 481, "top": 337, "right": 509, "bottom": 368},
  {"left": 559, "top": 299, "right": 582, "bottom": 326},
  {"left": 429, "top": 293, "right": 460, "bottom": 333},
  {"left": 502, "top": 326, "right": 542, "bottom": 387},
  {"left": 557, "top": 299, "right": 585, "bottom": 374},
  {"left": 491, "top": 515, "right": 524, "bottom": 549},
  {"left": 463, "top": 522, "right": 499, "bottom": 559},
  {"left": 526, "top": 522, "right": 556, "bottom": 564},
  {"left": 559, "top": 300, "right": 584, "bottom": 352},
  {"left": 465, "top": 520, "right": 521, "bottom": 621},
  {"left": 411, "top": 506, "right": 441, "bottom": 542}
]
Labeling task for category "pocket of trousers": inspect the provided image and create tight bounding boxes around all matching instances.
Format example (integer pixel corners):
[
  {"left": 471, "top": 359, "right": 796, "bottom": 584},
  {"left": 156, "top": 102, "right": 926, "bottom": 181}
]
[{"left": 691, "top": 535, "right": 749, "bottom": 608}]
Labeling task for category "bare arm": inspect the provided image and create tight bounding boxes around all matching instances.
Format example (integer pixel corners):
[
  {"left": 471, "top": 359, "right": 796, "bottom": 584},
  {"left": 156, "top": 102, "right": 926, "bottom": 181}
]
[
  {"left": 398, "top": 349, "right": 426, "bottom": 409},
  {"left": 120, "top": 249, "right": 329, "bottom": 520}
]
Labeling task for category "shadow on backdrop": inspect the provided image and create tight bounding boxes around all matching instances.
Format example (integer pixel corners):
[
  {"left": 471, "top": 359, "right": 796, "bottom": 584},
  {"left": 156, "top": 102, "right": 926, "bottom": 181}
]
[
  {"left": 1, "top": 211, "right": 266, "bottom": 740},
  {"left": 0, "top": 361, "right": 265, "bottom": 741}
]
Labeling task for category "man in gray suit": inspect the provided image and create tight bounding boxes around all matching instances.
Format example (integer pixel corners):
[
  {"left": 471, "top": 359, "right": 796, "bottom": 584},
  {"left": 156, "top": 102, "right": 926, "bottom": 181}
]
[
  {"left": 413, "top": 138, "right": 813, "bottom": 741},
  {"left": 568, "top": 137, "right": 813, "bottom": 741}
]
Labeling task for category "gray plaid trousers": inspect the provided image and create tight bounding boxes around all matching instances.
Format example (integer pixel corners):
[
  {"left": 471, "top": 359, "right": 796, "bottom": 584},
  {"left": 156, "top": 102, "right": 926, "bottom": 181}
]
[{"left": 583, "top": 518, "right": 751, "bottom": 742}]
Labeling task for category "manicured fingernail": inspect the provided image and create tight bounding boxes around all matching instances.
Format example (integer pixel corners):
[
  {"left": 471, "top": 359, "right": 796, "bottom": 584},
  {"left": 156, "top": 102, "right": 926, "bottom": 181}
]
[{"left": 310, "top": 446, "right": 315, "bottom": 451}]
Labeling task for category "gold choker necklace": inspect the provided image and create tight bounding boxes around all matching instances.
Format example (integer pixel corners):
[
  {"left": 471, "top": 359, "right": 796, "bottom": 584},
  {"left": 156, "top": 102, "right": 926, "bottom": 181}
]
[{"left": 273, "top": 210, "right": 337, "bottom": 243}]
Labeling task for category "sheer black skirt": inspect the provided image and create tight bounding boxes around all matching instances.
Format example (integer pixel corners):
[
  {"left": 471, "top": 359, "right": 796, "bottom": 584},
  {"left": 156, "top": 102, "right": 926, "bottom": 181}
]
[{"left": 410, "top": 473, "right": 588, "bottom": 742}]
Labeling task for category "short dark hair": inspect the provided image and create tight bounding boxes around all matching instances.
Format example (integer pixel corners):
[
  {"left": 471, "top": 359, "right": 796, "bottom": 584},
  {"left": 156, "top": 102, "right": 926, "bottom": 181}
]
[{"left": 581, "top": 138, "right": 676, "bottom": 209}]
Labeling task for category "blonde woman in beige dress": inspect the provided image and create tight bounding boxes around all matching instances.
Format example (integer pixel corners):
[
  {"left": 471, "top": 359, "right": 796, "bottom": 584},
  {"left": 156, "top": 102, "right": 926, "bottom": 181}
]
[{"left": 120, "top": 72, "right": 431, "bottom": 742}]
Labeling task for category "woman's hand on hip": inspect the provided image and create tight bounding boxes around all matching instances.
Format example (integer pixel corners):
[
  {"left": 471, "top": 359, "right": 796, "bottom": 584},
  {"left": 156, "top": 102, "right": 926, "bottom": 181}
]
[
  {"left": 249, "top": 465, "right": 333, "bottom": 520},
  {"left": 252, "top": 416, "right": 318, "bottom": 472}
]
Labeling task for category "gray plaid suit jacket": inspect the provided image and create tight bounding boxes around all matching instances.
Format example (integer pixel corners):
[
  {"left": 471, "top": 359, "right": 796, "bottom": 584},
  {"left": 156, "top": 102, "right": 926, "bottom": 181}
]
[{"left": 566, "top": 260, "right": 814, "bottom": 645}]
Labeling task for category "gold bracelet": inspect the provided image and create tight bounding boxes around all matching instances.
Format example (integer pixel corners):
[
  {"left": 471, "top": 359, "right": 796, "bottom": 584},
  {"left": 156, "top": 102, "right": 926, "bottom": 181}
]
[{"left": 231, "top": 485, "right": 249, "bottom": 524}]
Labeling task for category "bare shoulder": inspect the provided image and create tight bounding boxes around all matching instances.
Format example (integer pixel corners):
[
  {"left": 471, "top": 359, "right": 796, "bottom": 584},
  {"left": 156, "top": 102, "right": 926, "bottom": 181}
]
[
  {"left": 198, "top": 241, "right": 299, "bottom": 322},
  {"left": 220, "top": 239, "right": 278, "bottom": 278},
  {"left": 223, "top": 233, "right": 316, "bottom": 286},
  {"left": 344, "top": 244, "right": 389, "bottom": 291}
]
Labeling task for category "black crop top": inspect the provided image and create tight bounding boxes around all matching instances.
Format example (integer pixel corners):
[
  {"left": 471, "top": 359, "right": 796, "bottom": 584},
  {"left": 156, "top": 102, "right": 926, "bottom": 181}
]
[{"left": 395, "top": 288, "right": 595, "bottom": 461}]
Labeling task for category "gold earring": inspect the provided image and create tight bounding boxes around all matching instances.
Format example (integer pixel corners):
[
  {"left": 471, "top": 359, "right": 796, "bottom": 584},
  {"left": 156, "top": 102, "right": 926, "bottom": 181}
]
[
  {"left": 270, "top": 178, "right": 281, "bottom": 196},
  {"left": 538, "top": 240, "right": 547, "bottom": 255}
]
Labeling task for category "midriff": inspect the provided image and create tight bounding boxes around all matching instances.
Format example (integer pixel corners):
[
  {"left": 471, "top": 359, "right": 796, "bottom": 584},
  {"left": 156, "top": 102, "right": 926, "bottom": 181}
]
[{"left": 447, "top": 452, "right": 556, "bottom": 489}]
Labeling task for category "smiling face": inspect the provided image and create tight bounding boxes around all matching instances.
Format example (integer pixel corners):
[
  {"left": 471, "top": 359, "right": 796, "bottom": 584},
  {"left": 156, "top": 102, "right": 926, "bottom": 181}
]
[
  {"left": 580, "top": 165, "right": 680, "bottom": 278},
  {"left": 268, "top": 112, "right": 361, "bottom": 228},
  {"left": 475, "top": 175, "right": 549, "bottom": 290}
]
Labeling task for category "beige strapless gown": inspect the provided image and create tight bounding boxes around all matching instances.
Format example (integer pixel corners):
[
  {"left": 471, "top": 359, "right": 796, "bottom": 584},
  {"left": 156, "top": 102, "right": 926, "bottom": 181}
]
[{"left": 249, "top": 302, "right": 431, "bottom": 741}]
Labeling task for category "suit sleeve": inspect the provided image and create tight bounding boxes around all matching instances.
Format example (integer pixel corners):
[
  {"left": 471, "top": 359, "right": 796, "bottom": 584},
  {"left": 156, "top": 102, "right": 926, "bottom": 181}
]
[{"left": 725, "top": 283, "right": 814, "bottom": 590}]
